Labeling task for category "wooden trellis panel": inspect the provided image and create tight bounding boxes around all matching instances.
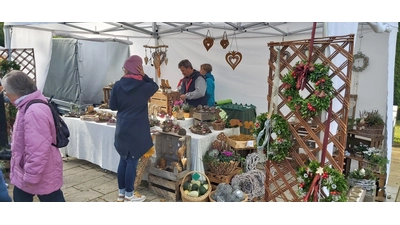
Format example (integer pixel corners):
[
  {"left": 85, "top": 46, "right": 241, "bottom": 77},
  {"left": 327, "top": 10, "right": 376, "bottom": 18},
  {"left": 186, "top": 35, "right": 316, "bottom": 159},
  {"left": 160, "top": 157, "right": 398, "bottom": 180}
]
[
  {"left": 264, "top": 34, "right": 354, "bottom": 202},
  {"left": 0, "top": 48, "right": 36, "bottom": 83}
]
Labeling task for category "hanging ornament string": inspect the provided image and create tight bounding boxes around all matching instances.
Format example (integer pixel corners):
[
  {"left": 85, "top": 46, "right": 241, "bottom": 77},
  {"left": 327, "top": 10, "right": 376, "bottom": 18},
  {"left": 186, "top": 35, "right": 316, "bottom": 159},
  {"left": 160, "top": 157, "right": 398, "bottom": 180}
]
[
  {"left": 296, "top": 22, "right": 317, "bottom": 90},
  {"left": 225, "top": 32, "right": 243, "bottom": 70}
]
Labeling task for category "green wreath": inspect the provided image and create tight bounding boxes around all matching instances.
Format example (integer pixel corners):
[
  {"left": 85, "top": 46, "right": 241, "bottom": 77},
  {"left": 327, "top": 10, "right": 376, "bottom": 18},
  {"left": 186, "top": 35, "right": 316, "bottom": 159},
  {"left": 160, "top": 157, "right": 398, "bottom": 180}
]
[
  {"left": 282, "top": 61, "right": 334, "bottom": 119},
  {"left": 296, "top": 160, "right": 348, "bottom": 202},
  {"left": 253, "top": 112, "right": 291, "bottom": 162},
  {"left": 352, "top": 52, "right": 369, "bottom": 72}
]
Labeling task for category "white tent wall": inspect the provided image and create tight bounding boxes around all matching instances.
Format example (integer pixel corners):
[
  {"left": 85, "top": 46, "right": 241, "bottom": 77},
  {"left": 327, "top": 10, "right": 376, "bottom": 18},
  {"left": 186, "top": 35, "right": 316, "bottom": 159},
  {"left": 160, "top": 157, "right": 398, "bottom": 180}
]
[{"left": 8, "top": 27, "right": 53, "bottom": 91}]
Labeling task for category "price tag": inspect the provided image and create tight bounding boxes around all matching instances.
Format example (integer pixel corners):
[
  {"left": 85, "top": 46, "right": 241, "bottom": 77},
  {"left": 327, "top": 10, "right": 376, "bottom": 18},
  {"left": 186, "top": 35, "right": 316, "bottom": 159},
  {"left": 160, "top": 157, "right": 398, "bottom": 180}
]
[{"left": 246, "top": 140, "right": 254, "bottom": 147}]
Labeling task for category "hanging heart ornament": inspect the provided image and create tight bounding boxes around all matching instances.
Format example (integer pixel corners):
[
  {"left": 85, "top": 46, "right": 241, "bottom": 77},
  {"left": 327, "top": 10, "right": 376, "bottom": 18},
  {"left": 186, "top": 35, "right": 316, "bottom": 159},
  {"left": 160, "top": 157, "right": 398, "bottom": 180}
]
[
  {"left": 144, "top": 56, "right": 149, "bottom": 65},
  {"left": 220, "top": 31, "right": 229, "bottom": 49},
  {"left": 203, "top": 30, "right": 214, "bottom": 51},
  {"left": 225, "top": 50, "right": 242, "bottom": 70}
]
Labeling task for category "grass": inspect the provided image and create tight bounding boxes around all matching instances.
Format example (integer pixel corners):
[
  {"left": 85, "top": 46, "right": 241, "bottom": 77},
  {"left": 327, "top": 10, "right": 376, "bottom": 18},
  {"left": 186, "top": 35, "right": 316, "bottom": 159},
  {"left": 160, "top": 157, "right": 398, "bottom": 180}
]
[{"left": 394, "top": 120, "right": 400, "bottom": 147}]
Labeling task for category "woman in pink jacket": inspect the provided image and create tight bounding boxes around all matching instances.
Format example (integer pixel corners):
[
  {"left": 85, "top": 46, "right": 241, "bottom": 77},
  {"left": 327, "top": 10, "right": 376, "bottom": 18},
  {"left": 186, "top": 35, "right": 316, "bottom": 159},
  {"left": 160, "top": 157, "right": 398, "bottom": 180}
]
[{"left": 1, "top": 70, "right": 65, "bottom": 202}]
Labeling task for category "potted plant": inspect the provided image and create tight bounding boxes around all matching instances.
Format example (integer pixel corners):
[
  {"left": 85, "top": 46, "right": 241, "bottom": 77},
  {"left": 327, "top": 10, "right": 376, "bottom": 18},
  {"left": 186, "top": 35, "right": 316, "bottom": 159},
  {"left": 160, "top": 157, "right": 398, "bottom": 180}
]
[
  {"left": 202, "top": 148, "right": 243, "bottom": 175},
  {"left": 355, "top": 110, "right": 385, "bottom": 137},
  {"left": 361, "top": 146, "right": 389, "bottom": 173}
]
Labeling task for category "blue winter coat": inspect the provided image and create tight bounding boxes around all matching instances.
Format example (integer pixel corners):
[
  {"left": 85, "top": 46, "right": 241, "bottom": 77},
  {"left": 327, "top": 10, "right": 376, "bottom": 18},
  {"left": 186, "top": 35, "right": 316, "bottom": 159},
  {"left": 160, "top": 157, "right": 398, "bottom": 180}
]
[
  {"left": 109, "top": 75, "right": 159, "bottom": 159},
  {"left": 204, "top": 72, "right": 215, "bottom": 107}
]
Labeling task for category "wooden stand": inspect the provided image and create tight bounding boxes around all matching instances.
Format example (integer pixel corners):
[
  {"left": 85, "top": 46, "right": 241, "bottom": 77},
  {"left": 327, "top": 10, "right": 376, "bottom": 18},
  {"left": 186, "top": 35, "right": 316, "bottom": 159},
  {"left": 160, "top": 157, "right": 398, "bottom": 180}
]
[
  {"left": 148, "top": 174, "right": 183, "bottom": 201},
  {"left": 103, "top": 87, "right": 112, "bottom": 104},
  {"left": 150, "top": 91, "right": 180, "bottom": 115}
]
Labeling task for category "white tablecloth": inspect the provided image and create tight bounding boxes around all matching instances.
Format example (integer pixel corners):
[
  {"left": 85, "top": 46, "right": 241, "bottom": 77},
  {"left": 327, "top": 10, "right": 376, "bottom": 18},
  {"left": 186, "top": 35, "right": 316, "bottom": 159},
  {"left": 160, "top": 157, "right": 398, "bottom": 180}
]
[{"left": 60, "top": 117, "right": 240, "bottom": 175}]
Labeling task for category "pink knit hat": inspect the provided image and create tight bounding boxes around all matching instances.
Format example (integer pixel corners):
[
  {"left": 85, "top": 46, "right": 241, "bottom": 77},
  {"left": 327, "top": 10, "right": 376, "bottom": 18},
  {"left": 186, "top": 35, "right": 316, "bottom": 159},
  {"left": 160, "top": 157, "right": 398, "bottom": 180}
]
[{"left": 124, "top": 55, "right": 143, "bottom": 74}]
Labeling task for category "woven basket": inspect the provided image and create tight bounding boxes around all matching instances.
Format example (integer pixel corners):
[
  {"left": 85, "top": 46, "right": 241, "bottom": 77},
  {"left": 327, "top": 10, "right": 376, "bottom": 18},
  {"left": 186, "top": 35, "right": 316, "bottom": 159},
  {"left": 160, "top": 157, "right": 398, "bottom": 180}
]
[
  {"left": 134, "top": 156, "right": 150, "bottom": 190},
  {"left": 206, "top": 161, "right": 240, "bottom": 175},
  {"left": 208, "top": 190, "right": 248, "bottom": 202},
  {"left": 212, "top": 121, "right": 225, "bottom": 130},
  {"left": 180, "top": 171, "right": 212, "bottom": 202},
  {"left": 356, "top": 124, "right": 384, "bottom": 137}
]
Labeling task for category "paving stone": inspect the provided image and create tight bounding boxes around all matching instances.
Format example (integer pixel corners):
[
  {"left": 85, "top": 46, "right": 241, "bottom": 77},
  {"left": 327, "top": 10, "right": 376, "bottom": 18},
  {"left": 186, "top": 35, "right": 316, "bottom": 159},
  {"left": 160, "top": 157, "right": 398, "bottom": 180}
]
[
  {"left": 63, "top": 168, "right": 107, "bottom": 188},
  {"left": 63, "top": 165, "right": 89, "bottom": 176},
  {"left": 62, "top": 186, "right": 81, "bottom": 197},
  {"left": 65, "top": 189, "right": 103, "bottom": 202},
  {"left": 92, "top": 179, "right": 119, "bottom": 195},
  {"left": 73, "top": 175, "right": 113, "bottom": 191}
]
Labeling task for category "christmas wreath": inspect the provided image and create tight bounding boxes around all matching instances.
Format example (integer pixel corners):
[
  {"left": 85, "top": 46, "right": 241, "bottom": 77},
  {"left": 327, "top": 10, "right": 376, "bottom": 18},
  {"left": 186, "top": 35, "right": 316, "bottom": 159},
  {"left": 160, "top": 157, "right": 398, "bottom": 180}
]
[
  {"left": 296, "top": 160, "right": 348, "bottom": 202},
  {"left": 253, "top": 112, "right": 291, "bottom": 162},
  {"left": 352, "top": 51, "right": 369, "bottom": 72},
  {"left": 282, "top": 61, "right": 334, "bottom": 119}
]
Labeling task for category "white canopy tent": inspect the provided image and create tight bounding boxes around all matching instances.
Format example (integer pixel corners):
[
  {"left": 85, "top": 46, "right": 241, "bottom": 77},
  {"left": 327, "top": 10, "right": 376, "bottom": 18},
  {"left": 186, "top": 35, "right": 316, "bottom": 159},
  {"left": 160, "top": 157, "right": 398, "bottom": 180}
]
[{"left": 2, "top": 22, "right": 398, "bottom": 177}]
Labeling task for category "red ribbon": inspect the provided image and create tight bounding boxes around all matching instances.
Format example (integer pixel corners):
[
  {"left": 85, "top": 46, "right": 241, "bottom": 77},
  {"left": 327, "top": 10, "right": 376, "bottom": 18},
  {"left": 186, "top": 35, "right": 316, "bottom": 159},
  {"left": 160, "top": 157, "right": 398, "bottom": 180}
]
[{"left": 296, "top": 22, "right": 317, "bottom": 91}]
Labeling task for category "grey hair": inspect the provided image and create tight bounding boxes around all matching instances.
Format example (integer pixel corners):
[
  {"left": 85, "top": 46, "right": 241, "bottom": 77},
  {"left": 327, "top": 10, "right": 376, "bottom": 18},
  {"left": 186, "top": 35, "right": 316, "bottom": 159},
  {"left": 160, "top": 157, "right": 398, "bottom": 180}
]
[
  {"left": 1, "top": 70, "right": 37, "bottom": 97},
  {"left": 178, "top": 59, "right": 193, "bottom": 69}
]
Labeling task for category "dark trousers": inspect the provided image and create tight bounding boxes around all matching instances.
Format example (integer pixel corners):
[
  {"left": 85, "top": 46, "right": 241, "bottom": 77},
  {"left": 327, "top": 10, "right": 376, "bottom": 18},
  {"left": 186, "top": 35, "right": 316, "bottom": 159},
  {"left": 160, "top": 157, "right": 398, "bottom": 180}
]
[{"left": 13, "top": 186, "right": 66, "bottom": 202}]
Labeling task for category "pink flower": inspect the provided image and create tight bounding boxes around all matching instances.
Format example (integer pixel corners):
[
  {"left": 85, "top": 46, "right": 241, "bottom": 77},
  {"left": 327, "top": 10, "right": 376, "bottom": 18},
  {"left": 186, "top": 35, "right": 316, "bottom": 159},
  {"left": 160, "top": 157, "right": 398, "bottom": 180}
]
[{"left": 222, "top": 151, "right": 233, "bottom": 157}]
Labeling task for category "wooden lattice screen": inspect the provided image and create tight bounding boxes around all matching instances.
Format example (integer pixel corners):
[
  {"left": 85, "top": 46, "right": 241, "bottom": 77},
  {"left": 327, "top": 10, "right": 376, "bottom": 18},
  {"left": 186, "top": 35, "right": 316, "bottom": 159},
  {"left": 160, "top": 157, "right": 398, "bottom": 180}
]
[
  {"left": 264, "top": 34, "right": 354, "bottom": 202},
  {"left": 0, "top": 48, "right": 36, "bottom": 82}
]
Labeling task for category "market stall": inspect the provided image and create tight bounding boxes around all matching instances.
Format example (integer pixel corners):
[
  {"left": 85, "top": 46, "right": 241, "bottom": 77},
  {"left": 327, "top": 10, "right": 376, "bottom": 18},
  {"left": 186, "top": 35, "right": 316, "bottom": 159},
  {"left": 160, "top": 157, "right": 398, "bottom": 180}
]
[{"left": 59, "top": 116, "right": 239, "bottom": 176}]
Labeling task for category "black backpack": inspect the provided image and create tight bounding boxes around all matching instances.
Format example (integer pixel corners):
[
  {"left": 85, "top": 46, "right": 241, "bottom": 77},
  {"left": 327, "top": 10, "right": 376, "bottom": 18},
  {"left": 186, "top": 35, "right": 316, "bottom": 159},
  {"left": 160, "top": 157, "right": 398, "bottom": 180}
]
[{"left": 25, "top": 97, "right": 70, "bottom": 148}]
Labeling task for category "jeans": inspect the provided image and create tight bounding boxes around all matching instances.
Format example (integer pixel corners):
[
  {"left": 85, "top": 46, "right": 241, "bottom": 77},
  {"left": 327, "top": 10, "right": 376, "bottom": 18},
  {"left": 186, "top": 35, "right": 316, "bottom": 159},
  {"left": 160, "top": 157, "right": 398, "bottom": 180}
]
[
  {"left": 0, "top": 170, "right": 12, "bottom": 202},
  {"left": 13, "top": 186, "right": 66, "bottom": 202},
  {"left": 117, "top": 152, "right": 139, "bottom": 193}
]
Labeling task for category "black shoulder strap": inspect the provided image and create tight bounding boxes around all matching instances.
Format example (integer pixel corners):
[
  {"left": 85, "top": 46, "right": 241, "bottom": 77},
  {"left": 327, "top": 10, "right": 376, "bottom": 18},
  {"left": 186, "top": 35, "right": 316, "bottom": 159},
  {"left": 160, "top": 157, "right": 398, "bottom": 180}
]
[{"left": 25, "top": 99, "right": 49, "bottom": 113}]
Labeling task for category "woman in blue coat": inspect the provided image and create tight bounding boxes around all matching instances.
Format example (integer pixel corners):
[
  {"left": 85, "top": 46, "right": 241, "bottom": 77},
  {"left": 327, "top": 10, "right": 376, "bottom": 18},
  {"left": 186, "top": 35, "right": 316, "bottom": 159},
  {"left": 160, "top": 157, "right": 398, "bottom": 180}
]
[
  {"left": 0, "top": 170, "right": 12, "bottom": 202},
  {"left": 109, "top": 55, "right": 159, "bottom": 202},
  {"left": 200, "top": 63, "right": 215, "bottom": 107}
]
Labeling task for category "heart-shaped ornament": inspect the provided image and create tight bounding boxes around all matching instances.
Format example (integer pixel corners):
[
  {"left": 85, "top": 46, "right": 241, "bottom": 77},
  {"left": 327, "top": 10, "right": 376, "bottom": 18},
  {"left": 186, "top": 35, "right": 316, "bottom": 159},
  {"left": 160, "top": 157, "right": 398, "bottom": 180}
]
[
  {"left": 203, "top": 37, "right": 214, "bottom": 51},
  {"left": 220, "top": 39, "right": 229, "bottom": 49},
  {"left": 225, "top": 51, "right": 242, "bottom": 70},
  {"left": 144, "top": 56, "right": 149, "bottom": 65}
]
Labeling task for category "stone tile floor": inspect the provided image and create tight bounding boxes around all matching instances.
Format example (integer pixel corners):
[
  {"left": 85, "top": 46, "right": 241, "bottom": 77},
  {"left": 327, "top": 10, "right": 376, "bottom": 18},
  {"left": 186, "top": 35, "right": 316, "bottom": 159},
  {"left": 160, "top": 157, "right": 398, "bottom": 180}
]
[{"left": 4, "top": 151, "right": 400, "bottom": 202}]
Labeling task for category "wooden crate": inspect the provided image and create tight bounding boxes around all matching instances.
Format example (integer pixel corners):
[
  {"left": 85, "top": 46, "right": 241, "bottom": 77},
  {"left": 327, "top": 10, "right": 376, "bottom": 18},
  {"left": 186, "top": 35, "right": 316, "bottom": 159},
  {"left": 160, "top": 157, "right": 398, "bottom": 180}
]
[
  {"left": 150, "top": 91, "right": 180, "bottom": 115},
  {"left": 206, "top": 167, "right": 242, "bottom": 190},
  {"left": 147, "top": 132, "right": 191, "bottom": 181},
  {"left": 193, "top": 112, "right": 215, "bottom": 121},
  {"left": 148, "top": 174, "right": 183, "bottom": 201}
]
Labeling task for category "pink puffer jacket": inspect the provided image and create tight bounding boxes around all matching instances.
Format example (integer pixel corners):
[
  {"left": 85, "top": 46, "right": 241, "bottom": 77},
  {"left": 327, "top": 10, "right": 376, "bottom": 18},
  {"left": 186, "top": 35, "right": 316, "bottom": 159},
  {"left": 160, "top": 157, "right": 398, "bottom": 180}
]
[{"left": 10, "top": 90, "right": 63, "bottom": 195}]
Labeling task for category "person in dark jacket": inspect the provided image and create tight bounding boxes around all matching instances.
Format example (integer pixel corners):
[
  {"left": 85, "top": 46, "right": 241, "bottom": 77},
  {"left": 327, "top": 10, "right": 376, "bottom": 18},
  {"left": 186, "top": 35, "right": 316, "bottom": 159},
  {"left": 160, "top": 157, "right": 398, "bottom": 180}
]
[
  {"left": 0, "top": 170, "right": 12, "bottom": 202},
  {"left": 199, "top": 63, "right": 215, "bottom": 107},
  {"left": 109, "top": 55, "right": 158, "bottom": 202},
  {"left": 178, "top": 59, "right": 207, "bottom": 108}
]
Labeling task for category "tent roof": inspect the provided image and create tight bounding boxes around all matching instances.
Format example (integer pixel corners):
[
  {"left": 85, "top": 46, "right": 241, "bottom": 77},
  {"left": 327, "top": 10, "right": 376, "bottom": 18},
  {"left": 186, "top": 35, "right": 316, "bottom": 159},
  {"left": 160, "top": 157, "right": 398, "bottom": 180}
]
[{"left": 4, "top": 22, "right": 326, "bottom": 40}]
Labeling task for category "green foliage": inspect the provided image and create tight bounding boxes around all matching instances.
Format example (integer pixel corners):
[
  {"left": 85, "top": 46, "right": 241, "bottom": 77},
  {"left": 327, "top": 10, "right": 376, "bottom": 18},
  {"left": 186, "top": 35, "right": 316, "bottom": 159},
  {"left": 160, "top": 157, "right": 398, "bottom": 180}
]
[
  {"left": 393, "top": 120, "right": 400, "bottom": 147},
  {"left": 394, "top": 22, "right": 400, "bottom": 116},
  {"left": 0, "top": 22, "right": 4, "bottom": 47},
  {"left": 348, "top": 168, "right": 376, "bottom": 180}
]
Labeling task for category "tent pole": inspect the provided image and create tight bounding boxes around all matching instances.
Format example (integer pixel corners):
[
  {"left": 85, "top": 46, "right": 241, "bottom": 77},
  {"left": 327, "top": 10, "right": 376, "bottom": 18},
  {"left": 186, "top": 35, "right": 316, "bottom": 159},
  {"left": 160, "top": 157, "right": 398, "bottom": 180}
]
[
  {"left": 3, "top": 25, "right": 12, "bottom": 60},
  {"left": 152, "top": 23, "right": 159, "bottom": 85}
]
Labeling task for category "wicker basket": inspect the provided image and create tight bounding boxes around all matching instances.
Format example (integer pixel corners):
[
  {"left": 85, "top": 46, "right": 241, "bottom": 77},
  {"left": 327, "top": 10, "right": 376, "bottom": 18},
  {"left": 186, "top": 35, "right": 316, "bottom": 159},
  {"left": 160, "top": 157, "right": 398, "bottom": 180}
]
[
  {"left": 180, "top": 171, "right": 212, "bottom": 202},
  {"left": 206, "top": 161, "right": 240, "bottom": 176},
  {"left": 134, "top": 156, "right": 150, "bottom": 190},
  {"left": 356, "top": 124, "right": 384, "bottom": 137},
  {"left": 208, "top": 190, "right": 248, "bottom": 202},
  {"left": 212, "top": 121, "right": 225, "bottom": 130},
  {"left": 348, "top": 178, "right": 376, "bottom": 192}
]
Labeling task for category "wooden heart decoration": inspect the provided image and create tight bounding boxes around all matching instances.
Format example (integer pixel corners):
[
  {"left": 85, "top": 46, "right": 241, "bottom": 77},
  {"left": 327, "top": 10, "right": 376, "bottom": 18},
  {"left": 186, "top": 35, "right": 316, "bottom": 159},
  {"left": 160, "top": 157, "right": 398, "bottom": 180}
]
[
  {"left": 203, "top": 37, "right": 214, "bottom": 51},
  {"left": 220, "top": 31, "right": 229, "bottom": 49},
  {"left": 225, "top": 51, "right": 242, "bottom": 70},
  {"left": 220, "top": 39, "right": 229, "bottom": 49}
]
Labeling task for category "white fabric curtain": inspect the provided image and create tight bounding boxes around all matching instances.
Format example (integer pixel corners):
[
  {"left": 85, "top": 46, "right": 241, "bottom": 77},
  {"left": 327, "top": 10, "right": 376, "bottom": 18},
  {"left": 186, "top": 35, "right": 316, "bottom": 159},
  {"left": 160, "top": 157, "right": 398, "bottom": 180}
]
[{"left": 10, "top": 27, "right": 53, "bottom": 91}]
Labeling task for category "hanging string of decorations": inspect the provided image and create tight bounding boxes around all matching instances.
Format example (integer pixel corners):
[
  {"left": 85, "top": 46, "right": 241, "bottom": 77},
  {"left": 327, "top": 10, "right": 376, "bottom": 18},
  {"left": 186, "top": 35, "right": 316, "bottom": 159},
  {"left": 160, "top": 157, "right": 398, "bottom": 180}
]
[
  {"left": 143, "top": 38, "right": 169, "bottom": 78},
  {"left": 225, "top": 32, "right": 242, "bottom": 70},
  {"left": 352, "top": 24, "right": 369, "bottom": 73},
  {"left": 203, "top": 29, "right": 214, "bottom": 51}
]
